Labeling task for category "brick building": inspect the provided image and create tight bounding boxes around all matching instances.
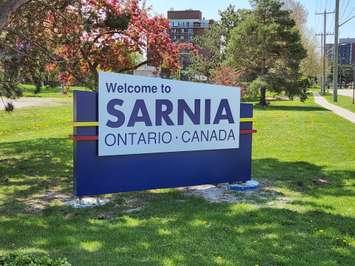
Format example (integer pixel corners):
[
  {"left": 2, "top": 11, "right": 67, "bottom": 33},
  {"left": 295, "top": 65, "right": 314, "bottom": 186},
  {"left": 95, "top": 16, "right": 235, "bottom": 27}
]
[
  {"left": 135, "top": 9, "right": 213, "bottom": 78},
  {"left": 167, "top": 9, "right": 213, "bottom": 74},
  {"left": 167, "top": 9, "right": 213, "bottom": 42}
]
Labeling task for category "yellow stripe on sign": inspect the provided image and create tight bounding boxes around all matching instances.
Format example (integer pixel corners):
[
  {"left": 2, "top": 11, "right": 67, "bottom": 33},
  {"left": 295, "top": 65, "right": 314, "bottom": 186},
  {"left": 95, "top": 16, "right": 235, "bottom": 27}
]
[
  {"left": 240, "top": 118, "right": 254, "bottom": 123},
  {"left": 73, "top": 122, "right": 98, "bottom": 127}
]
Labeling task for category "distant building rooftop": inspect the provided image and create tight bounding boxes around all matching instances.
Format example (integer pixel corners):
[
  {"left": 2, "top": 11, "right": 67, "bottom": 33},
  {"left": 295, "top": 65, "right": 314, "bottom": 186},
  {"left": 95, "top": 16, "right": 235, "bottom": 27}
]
[
  {"left": 167, "top": 10, "right": 202, "bottom": 20},
  {"left": 340, "top": 38, "right": 355, "bottom": 43}
]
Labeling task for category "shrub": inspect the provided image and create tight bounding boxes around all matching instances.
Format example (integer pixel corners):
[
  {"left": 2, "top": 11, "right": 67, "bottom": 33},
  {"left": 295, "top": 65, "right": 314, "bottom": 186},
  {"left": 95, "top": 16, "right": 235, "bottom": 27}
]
[
  {"left": 243, "top": 77, "right": 271, "bottom": 102},
  {"left": 0, "top": 252, "right": 71, "bottom": 266}
]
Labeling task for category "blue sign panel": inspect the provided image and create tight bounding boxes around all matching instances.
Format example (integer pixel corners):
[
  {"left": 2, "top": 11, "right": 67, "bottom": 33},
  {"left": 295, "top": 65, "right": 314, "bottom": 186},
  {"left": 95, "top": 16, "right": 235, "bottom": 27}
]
[{"left": 72, "top": 76, "right": 255, "bottom": 197}]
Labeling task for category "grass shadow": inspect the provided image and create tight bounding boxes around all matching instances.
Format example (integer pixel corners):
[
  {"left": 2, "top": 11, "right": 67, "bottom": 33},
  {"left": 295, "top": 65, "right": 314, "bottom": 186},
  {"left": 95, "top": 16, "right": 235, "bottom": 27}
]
[
  {"left": 253, "top": 104, "right": 328, "bottom": 112},
  {"left": 253, "top": 158, "right": 355, "bottom": 198},
  {"left": 0, "top": 138, "right": 72, "bottom": 213},
  {"left": 1, "top": 138, "right": 354, "bottom": 211},
  {"left": 0, "top": 138, "right": 354, "bottom": 265},
  {"left": 0, "top": 192, "right": 354, "bottom": 265}
]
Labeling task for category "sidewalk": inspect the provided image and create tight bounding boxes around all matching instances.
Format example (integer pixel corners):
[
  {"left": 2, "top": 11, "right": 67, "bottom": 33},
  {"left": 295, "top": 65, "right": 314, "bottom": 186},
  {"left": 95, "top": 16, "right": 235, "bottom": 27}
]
[
  {"left": 314, "top": 92, "right": 355, "bottom": 124},
  {"left": 0, "top": 97, "right": 64, "bottom": 110}
]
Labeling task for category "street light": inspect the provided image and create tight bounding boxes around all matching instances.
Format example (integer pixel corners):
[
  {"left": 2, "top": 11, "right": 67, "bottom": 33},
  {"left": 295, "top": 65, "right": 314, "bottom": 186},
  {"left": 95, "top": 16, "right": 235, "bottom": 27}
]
[{"left": 352, "top": 65, "right": 355, "bottom": 105}]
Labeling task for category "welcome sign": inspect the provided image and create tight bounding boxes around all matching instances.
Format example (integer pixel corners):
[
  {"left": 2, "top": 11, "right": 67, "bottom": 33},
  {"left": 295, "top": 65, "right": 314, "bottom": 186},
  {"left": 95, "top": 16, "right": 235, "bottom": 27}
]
[
  {"left": 98, "top": 72, "right": 241, "bottom": 156},
  {"left": 72, "top": 72, "right": 255, "bottom": 196}
]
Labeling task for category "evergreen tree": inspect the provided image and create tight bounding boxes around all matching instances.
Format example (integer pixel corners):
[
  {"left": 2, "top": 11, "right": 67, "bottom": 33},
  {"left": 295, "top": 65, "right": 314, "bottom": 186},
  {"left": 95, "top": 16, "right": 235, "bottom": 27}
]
[
  {"left": 187, "top": 23, "right": 225, "bottom": 81},
  {"left": 226, "top": 0, "right": 306, "bottom": 106}
]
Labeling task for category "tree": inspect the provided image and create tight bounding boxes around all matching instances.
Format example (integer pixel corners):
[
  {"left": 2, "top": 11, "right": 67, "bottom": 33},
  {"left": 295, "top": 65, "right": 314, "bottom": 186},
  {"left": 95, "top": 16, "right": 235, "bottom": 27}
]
[
  {"left": 0, "top": 0, "right": 31, "bottom": 29},
  {"left": 219, "top": 5, "right": 244, "bottom": 43},
  {"left": 2, "top": 0, "right": 181, "bottom": 90},
  {"left": 226, "top": 0, "right": 306, "bottom": 106},
  {"left": 1, "top": 27, "right": 53, "bottom": 94},
  {"left": 211, "top": 66, "right": 246, "bottom": 94},
  {"left": 187, "top": 5, "right": 242, "bottom": 82},
  {"left": 283, "top": 0, "right": 321, "bottom": 79},
  {"left": 187, "top": 23, "right": 225, "bottom": 81},
  {"left": 339, "top": 65, "right": 353, "bottom": 87},
  {"left": 0, "top": 50, "right": 22, "bottom": 111}
]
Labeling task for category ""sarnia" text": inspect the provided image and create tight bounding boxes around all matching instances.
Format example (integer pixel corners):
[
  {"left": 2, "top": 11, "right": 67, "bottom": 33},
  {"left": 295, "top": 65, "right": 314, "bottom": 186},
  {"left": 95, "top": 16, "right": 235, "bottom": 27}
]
[{"left": 106, "top": 99, "right": 235, "bottom": 128}]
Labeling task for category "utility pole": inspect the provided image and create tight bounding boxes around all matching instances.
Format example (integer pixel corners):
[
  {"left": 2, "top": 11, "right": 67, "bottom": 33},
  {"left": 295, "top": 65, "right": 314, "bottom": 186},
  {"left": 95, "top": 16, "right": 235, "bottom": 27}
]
[
  {"left": 333, "top": 0, "right": 340, "bottom": 102},
  {"left": 315, "top": 33, "right": 325, "bottom": 93},
  {"left": 321, "top": 33, "right": 324, "bottom": 93},
  {"left": 323, "top": 11, "right": 326, "bottom": 94},
  {"left": 316, "top": 10, "right": 335, "bottom": 94}
]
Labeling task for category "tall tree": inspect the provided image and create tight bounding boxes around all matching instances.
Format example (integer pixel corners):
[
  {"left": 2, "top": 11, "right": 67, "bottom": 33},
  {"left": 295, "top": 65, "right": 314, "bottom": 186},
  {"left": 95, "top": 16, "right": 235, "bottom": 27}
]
[
  {"left": 187, "top": 23, "right": 225, "bottom": 81},
  {"left": 218, "top": 5, "right": 243, "bottom": 43},
  {"left": 226, "top": 0, "right": 306, "bottom": 106},
  {"left": 187, "top": 5, "right": 243, "bottom": 82},
  {"left": 283, "top": 0, "right": 321, "bottom": 79},
  {"left": 0, "top": 50, "right": 22, "bottom": 101}
]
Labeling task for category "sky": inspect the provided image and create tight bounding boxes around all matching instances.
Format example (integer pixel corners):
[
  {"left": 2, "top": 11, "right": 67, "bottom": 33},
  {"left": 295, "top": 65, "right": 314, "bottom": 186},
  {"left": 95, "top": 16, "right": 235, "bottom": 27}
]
[{"left": 147, "top": 0, "right": 355, "bottom": 44}]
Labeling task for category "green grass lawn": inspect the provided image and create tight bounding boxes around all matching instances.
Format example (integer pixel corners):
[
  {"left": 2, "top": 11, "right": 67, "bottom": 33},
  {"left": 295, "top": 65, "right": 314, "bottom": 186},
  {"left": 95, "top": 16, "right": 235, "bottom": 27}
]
[
  {"left": 323, "top": 94, "right": 355, "bottom": 113},
  {"left": 0, "top": 97, "right": 354, "bottom": 265},
  {"left": 19, "top": 84, "right": 90, "bottom": 98}
]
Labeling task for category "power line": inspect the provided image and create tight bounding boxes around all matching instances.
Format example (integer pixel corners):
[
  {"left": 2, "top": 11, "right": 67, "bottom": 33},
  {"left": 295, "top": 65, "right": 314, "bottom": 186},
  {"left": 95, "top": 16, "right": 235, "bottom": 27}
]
[
  {"left": 340, "top": 14, "right": 355, "bottom": 27},
  {"left": 341, "top": 5, "right": 355, "bottom": 27},
  {"left": 340, "top": 0, "right": 350, "bottom": 19}
]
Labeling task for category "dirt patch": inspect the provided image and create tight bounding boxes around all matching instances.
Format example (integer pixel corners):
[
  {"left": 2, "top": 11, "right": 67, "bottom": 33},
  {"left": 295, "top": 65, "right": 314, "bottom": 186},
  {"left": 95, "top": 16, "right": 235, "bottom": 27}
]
[
  {"left": 21, "top": 190, "right": 71, "bottom": 213},
  {"left": 178, "top": 184, "right": 237, "bottom": 203},
  {"left": 19, "top": 181, "right": 288, "bottom": 213},
  {"left": 180, "top": 182, "right": 289, "bottom": 206}
]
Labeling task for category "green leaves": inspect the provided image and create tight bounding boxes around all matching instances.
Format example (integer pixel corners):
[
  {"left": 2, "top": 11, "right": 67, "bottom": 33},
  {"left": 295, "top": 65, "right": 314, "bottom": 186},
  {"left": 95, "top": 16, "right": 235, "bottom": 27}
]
[
  {"left": 104, "top": 13, "right": 131, "bottom": 31},
  {"left": 226, "top": 0, "right": 306, "bottom": 104}
]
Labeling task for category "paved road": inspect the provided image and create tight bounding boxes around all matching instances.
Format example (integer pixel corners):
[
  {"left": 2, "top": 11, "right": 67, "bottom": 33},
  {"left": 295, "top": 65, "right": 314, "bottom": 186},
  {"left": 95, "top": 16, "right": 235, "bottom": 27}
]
[
  {"left": 314, "top": 92, "right": 355, "bottom": 124},
  {"left": 0, "top": 97, "right": 66, "bottom": 110}
]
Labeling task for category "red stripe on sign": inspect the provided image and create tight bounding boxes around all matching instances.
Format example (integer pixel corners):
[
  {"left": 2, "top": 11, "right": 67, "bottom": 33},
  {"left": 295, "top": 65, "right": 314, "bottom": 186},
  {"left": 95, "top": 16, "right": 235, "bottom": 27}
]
[
  {"left": 70, "top": 135, "right": 98, "bottom": 141},
  {"left": 70, "top": 130, "right": 257, "bottom": 142},
  {"left": 240, "top": 129, "right": 257, "bottom": 135}
]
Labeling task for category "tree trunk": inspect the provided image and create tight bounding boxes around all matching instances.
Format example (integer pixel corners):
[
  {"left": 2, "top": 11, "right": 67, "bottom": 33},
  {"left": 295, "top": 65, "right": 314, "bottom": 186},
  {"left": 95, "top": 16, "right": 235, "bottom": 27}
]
[
  {"left": 34, "top": 81, "right": 41, "bottom": 94},
  {"left": 0, "top": 0, "right": 31, "bottom": 29},
  {"left": 260, "top": 87, "right": 267, "bottom": 107}
]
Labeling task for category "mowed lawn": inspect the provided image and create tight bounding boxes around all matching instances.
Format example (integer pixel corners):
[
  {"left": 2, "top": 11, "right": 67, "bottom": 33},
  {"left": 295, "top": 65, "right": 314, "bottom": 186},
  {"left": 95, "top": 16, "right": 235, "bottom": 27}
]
[
  {"left": 323, "top": 94, "right": 355, "bottom": 113},
  {"left": 0, "top": 97, "right": 354, "bottom": 265}
]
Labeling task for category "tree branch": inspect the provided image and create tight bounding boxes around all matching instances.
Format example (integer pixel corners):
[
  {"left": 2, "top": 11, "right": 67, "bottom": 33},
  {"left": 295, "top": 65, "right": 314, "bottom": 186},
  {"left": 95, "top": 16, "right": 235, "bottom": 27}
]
[
  {"left": 0, "top": 0, "right": 32, "bottom": 29},
  {"left": 118, "top": 60, "right": 152, "bottom": 73}
]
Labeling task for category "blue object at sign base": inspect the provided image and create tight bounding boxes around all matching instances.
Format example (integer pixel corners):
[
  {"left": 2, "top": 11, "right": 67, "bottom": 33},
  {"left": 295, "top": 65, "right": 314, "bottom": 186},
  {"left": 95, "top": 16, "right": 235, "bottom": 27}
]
[{"left": 229, "top": 180, "right": 260, "bottom": 191}]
